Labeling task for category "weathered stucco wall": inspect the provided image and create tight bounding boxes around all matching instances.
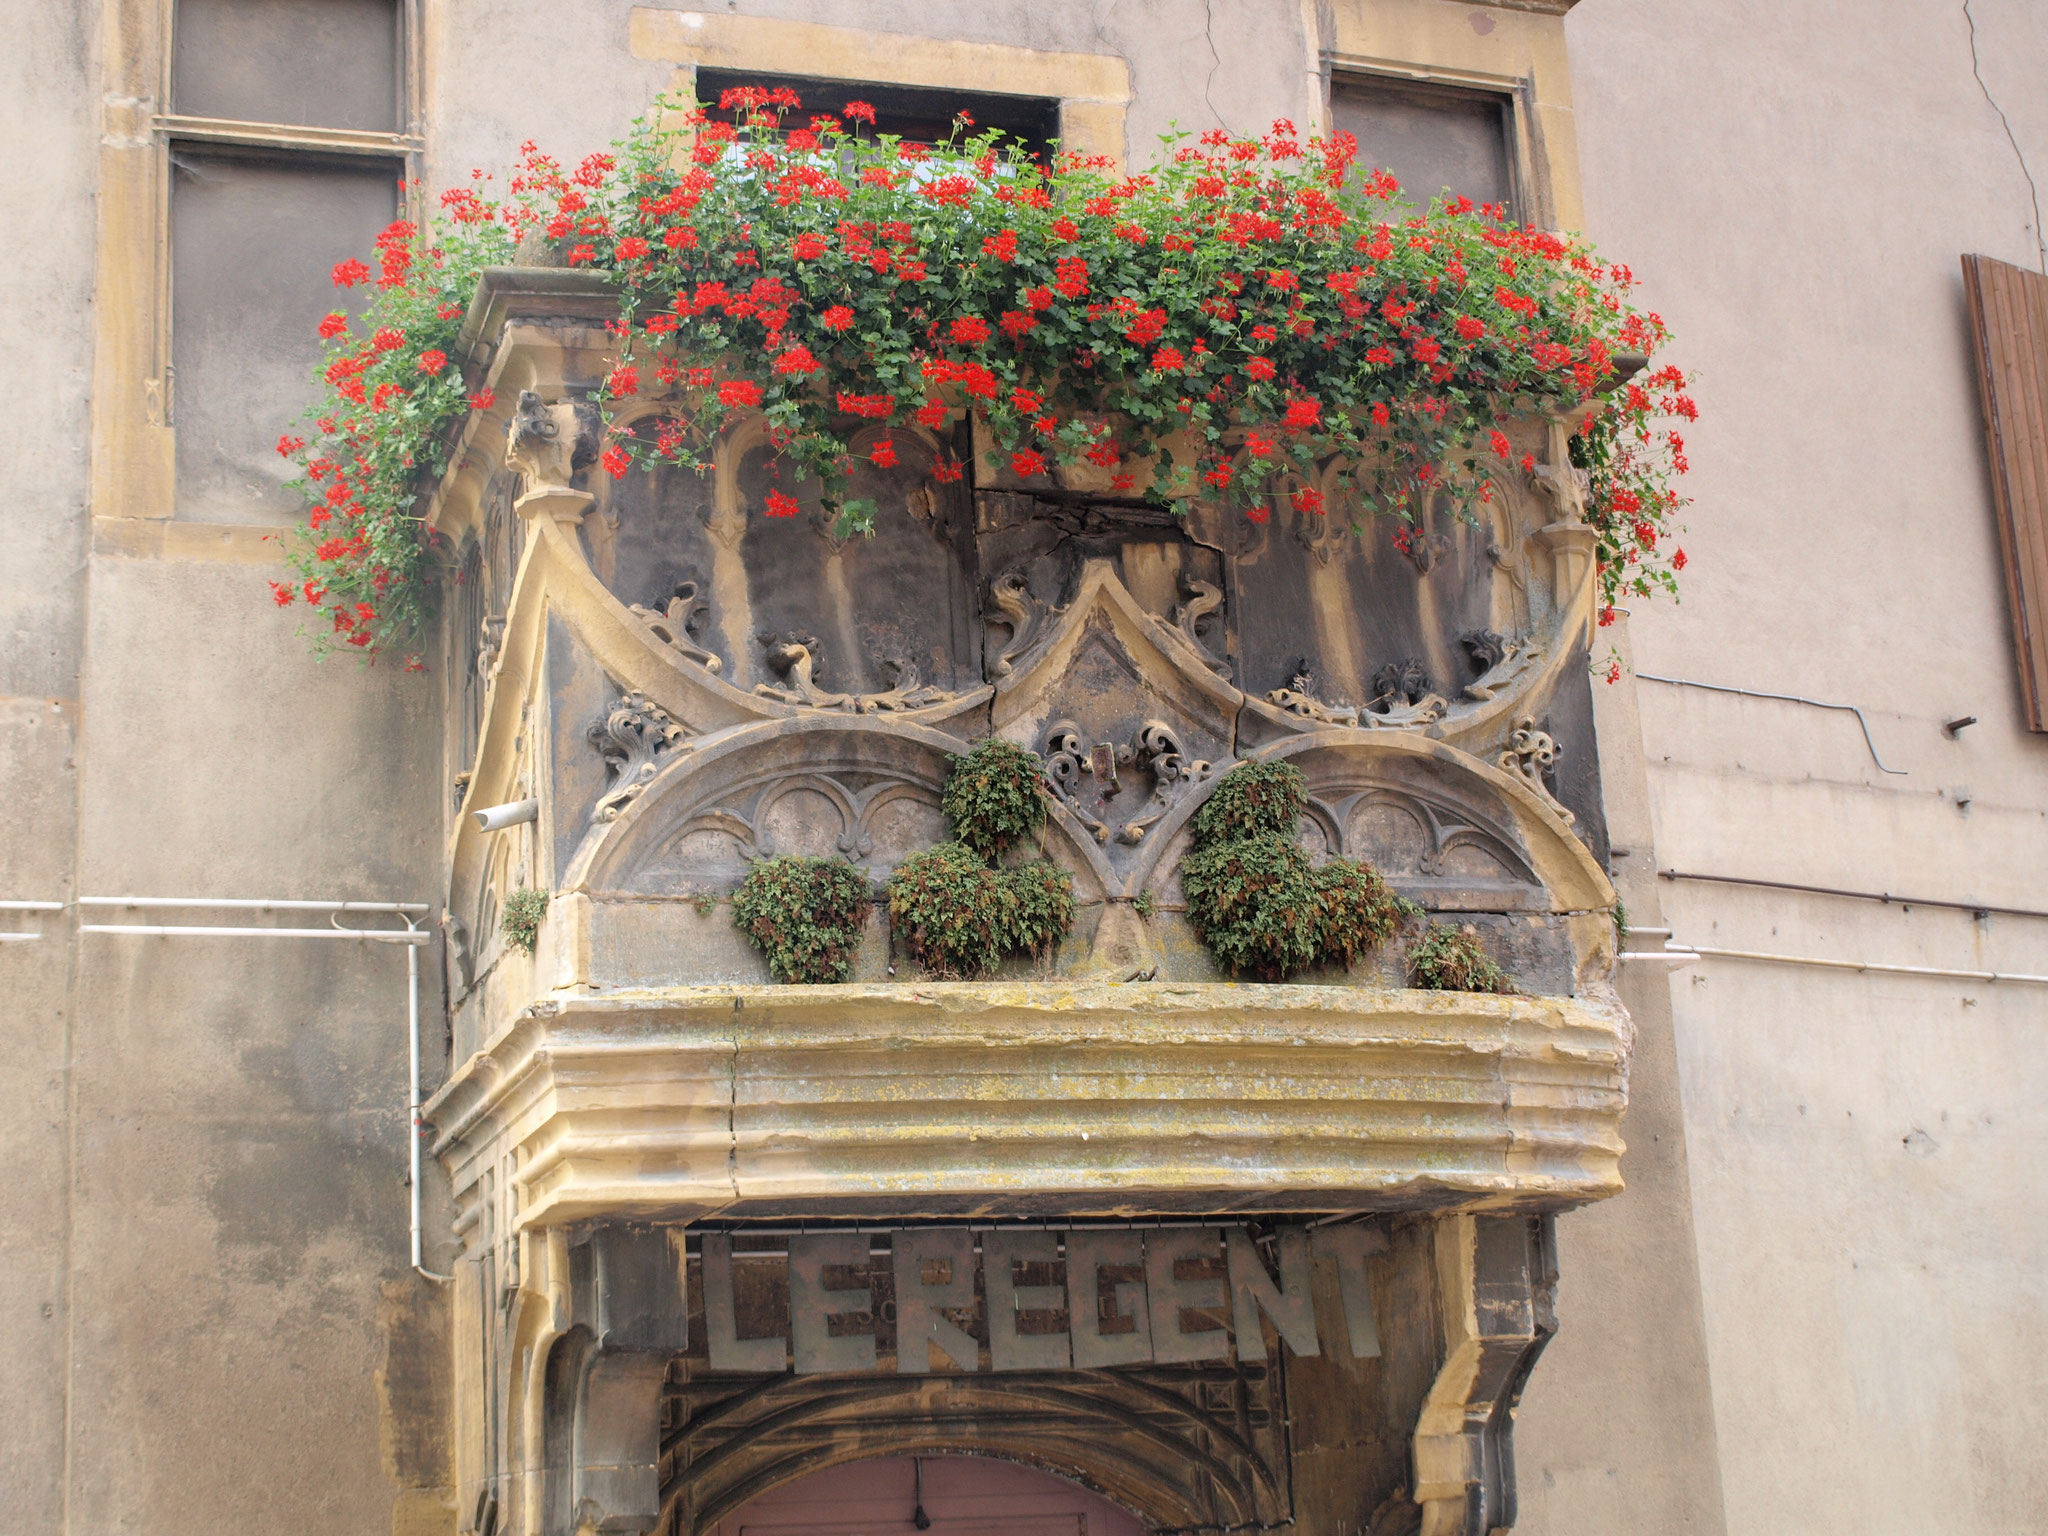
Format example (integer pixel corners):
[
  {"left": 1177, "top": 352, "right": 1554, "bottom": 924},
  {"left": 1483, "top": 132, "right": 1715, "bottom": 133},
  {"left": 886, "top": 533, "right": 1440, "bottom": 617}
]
[
  {"left": 0, "top": 3, "right": 95, "bottom": 1532},
  {"left": 1567, "top": 0, "right": 2048, "bottom": 1530}
]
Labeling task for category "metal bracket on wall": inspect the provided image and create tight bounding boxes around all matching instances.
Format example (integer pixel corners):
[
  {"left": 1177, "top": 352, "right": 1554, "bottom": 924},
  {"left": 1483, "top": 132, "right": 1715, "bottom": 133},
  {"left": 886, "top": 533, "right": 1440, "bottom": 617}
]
[{"left": 1634, "top": 672, "right": 1908, "bottom": 775}]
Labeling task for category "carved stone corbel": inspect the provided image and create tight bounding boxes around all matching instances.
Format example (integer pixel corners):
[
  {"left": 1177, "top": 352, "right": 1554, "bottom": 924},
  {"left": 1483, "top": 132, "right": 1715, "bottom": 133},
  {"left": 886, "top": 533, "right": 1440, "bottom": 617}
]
[
  {"left": 507, "top": 390, "right": 600, "bottom": 524},
  {"left": 1412, "top": 1214, "right": 1559, "bottom": 1536},
  {"left": 589, "top": 693, "right": 690, "bottom": 823}
]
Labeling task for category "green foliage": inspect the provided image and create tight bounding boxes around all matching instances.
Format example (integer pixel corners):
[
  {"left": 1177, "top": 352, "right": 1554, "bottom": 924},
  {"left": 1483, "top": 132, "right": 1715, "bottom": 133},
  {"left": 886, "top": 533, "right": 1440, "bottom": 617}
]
[
  {"left": 731, "top": 856, "right": 873, "bottom": 984},
  {"left": 940, "top": 738, "right": 1048, "bottom": 859},
  {"left": 693, "top": 891, "right": 719, "bottom": 916},
  {"left": 1409, "top": 923, "right": 1517, "bottom": 995},
  {"left": 887, "top": 842, "right": 1074, "bottom": 979},
  {"left": 1179, "top": 762, "right": 1411, "bottom": 980},
  {"left": 1611, "top": 897, "right": 1629, "bottom": 950},
  {"left": 1180, "top": 833, "right": 1327, "bottom": 979},
  {"left": 1132, "top": 889, "right": 1158, "bottom": 920},
  {"left": 1313, "top": 858, "right": 1420, "bottom": 969},
  {"left": 1187, "top": 759, "right": 1309, "bottom": 844},
  {"left": 501, "top": 887, "right": 549, "bottom": 955}
]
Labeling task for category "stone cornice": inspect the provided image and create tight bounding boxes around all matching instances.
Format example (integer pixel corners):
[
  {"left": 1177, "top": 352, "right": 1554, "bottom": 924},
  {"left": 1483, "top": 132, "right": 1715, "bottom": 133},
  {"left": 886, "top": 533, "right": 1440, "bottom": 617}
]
[{"left": 427, "top": 979, "right": 1629, "bottom": 1240}]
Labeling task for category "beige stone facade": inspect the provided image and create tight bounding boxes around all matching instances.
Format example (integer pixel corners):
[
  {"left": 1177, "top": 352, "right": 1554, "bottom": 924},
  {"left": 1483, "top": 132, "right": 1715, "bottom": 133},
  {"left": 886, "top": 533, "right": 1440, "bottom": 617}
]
[{"left": 2, "top": 2, "right": 2043, "bottom": 1534}]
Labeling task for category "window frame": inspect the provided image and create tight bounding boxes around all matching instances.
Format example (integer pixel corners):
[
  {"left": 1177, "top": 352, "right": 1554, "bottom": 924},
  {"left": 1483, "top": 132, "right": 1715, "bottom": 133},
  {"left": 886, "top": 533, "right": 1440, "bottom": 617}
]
[
  {"left": 1320, "top": 53, "right": 1556, "bottom": 232},
  {"left": 1326, "top": 68, "right": 1523, "bottom": 219},
  {"left": 151, "top": 0, "right": 424, "bottom": 431}
]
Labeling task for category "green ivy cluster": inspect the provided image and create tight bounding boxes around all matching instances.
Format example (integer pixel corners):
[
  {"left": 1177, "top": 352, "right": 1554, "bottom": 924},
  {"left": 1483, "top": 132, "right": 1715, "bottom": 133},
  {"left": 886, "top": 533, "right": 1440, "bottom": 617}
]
[
  {"left": 887, "top": 740, "right": 1073, "bottom": 978},
  {"left": 1408, "top": 922, "right": 1517, "bottom": 994},
  {"left": 731, "top": 856, "right": 874, "bottom": 984},
  {"left": 1180, "top": 761, "right": 1413, "bottom": 980},
  {"left": 501, "top": 887, "right": 550, "bottom": 955}
]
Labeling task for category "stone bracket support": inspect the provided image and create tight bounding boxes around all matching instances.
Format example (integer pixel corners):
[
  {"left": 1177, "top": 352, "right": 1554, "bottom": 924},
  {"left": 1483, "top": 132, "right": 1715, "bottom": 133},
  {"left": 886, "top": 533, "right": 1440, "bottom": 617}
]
[{"left": 1412, "top": 1213, "right": 1559, "bottom": 1536}]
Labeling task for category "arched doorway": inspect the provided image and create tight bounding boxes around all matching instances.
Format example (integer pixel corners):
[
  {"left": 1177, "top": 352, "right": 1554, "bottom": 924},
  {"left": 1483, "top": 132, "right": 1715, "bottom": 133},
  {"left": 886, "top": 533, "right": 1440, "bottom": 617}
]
[{"left": 706, "top": 1456, "right": 1148, "bottom": 1536}]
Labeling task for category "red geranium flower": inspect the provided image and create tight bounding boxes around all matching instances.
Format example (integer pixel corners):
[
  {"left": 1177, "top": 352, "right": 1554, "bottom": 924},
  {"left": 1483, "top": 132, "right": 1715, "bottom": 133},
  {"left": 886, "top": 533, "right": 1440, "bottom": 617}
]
[
  {"left": 417, "top": 349, "right": 448, "bottom": 375},
  {"left": 719, "top": 379, "right": 762, "bottom": 408},
  {"left": 332, "top": 259, "right": 370, "bottom": 287},
  {"left": 1011, "top": 449, "right": 1047, "bottom": 478},
  {"left": 317, "top": 313, "right": 347, "bottom": 339},
  {"left": 821, "top": 305, "right": 855, "bottom": 331},
  {"left": 949, "top": 315, "right": 992, "bottom": 347},
  {"left": 601, "top": 444, "right": 632, "bottom": 478},
  {"left": 868, "top": 440, "right": 898, "bottom": 468},
  {"left": 764, "top": 489, "right": 800, "bottom": 517},
  {"left": 774, "top": 346, "right": 822, "bottom": 376},
  {"left": 1282, "top": 398, "right": 1321, "bottom": 432}
]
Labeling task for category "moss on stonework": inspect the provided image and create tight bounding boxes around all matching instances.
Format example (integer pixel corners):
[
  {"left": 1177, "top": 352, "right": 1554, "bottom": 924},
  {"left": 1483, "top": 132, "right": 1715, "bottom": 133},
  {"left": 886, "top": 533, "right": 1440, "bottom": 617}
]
[
  {"left": 1409, "top": 922, "right": 1517, "bottom": 994},
  {"left": 1180, "top": 762, "right": 1414, "bottom": 981},
  {"left": 732, "top": 856, "right": 873, "bottom": 984}
]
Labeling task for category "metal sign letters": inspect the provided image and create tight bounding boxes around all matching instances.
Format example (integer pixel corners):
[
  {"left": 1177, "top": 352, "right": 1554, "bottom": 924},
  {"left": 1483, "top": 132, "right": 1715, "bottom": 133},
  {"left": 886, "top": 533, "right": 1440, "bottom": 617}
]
[{"left": 695, "top": 1222, "right": 1386, "bottom": 1376}]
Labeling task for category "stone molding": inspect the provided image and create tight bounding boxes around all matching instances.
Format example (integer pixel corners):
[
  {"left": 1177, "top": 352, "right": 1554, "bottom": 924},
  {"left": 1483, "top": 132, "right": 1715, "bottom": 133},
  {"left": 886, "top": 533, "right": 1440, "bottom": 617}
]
[{"left": 427, "top": 980, "right": 1629, "bottom": 1239}]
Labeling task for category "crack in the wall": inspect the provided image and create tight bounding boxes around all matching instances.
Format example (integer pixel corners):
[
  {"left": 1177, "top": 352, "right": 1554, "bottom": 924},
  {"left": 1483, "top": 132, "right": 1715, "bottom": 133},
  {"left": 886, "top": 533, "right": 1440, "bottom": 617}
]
[
  {"left": 727, "top": 997, "right": 742, "bottom": 1203},
  {"left": 1964, "top": 0, "right": 2047, "bottom": 273}
]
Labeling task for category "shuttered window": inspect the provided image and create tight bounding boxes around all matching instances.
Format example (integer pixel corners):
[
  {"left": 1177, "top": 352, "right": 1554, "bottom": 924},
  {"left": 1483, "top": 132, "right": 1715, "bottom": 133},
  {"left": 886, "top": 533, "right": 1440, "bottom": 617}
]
[{"left": 1962, "top": 254, "right": 2048, "bottom": 731}]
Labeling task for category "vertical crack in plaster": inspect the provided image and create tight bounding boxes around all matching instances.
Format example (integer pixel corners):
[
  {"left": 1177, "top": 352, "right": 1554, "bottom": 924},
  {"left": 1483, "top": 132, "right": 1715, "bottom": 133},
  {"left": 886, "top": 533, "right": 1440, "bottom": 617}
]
[
  {"left": 1964, "top": 0, "right": 2047, "bottom": 273},
  {"left": 1201, "top": 0, "right": 1233, "bottom": 138},
  {"left": 727, "top": 997, "right": 742, "bottom": 1202}
]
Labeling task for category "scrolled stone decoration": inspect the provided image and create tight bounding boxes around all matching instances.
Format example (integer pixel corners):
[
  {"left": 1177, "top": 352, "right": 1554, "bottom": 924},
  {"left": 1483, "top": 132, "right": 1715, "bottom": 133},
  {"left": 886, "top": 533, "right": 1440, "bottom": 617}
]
[
  {"left": 476, "top": 613, "right": 506, "bottom": 683},
  {"left": 1171, "top": 572, "right": 1231, "bottom": 677},
  {"left": 589, "top": 691, "right": 690, "bottom": 823},
  {"left": 753, "top": 632, "right": 856, "bottom": 710},
  {"left": 1118, "top": 720, "right": 1214, "bottom": 845},
  {"left": 1366, "top": 659, "right": 1450, "bottom": 727},
  {"left": 752, "top": 633, "right": 964, "bottom": 713},
  {"left": 984, "top": 567, "right": 1044, "bottom": 677},
  {"left": 1043, "top": 719, "right": 1213, "bottom": 846},
  {"left": 1042, "top": 721, "right": 1118, "bottom": 843},
  {"left": 1265, "top": 667, "right": 1362, "bottom": 727},
  {"left": 629, "top": 578, "right": 722, "bottom": 674},
  {"left": 1499, "top": 714, "right": 1575, "bottom": 825}
]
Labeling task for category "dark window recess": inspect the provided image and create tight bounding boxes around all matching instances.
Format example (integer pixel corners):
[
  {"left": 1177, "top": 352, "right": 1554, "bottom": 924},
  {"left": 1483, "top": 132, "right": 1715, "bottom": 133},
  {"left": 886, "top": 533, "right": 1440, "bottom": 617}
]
[
  {"left": 695, "top": 69, "right": 1058, "bottom": 159},
  {"left": 1328, "top": 76, "right": 1513, "bottom": 216},
  {"left": 173, "top": 0, "right": 401, "bottom": 131},
  {"left": 170, "top": 149, "right": 400, "bottom": 523},
  {"left": 1963, "top": 253, "right": 2048, "bottom": 732}
]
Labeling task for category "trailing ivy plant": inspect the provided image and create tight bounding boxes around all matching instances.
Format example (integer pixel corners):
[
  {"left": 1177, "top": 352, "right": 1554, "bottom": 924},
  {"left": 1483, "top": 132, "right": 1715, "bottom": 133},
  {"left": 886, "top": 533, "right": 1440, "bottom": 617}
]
[
  {"left": 501, "top": 887, "right": 549, "bottom": 955},
  {"left": 886, "top": 740, "right": 1073, "bottom": 978},
  {"left": 1179, "top": 761, "right": 1414, "bottom": 981},
  {"left": 940, "top": 738, "right": 1048, "bottom": 859},
  {"left": 1408, "top": 922, "right": 1517, "bottom": 995},
  {"left": 274, "top": 87, "right": 1692, "bottom": 661},
  {"left": 731, "top": 856, "right": 873, "bottom": 983}
]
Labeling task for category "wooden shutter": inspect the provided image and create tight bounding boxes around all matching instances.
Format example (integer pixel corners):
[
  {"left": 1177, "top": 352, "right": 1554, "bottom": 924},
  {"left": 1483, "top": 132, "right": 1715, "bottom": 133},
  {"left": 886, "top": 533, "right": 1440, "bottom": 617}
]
[{"left": 1963, "top": 253, "right": 2048, "bottom": 731}]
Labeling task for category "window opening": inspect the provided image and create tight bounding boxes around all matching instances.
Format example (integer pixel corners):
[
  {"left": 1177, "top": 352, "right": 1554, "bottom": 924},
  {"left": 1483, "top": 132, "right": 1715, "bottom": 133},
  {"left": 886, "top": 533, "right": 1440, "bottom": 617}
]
[
  {"left": 165, "top": 0, "right": 415, "bottom": 519},
  {"left": 695, "top": 69, "right": 1059, "bottom": 161},
  {"left": 1328, "top": 74, "right": 1514, "bottom": 216}
]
